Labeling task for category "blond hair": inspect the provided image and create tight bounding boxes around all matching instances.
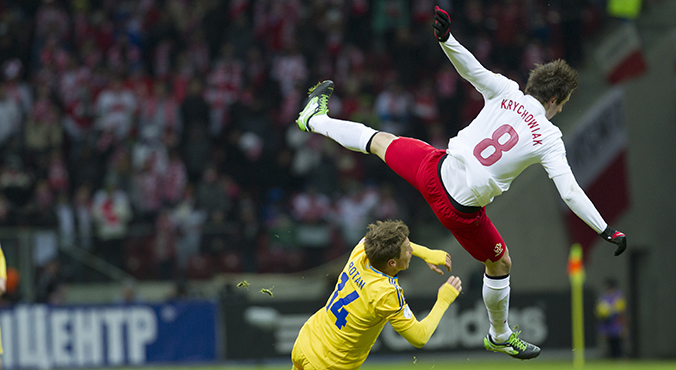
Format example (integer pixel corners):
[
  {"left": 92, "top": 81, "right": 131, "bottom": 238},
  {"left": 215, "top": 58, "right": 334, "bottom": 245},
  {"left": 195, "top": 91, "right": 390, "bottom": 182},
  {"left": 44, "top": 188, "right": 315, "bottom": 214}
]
[{"left": 364, "top": 220, "right": 409, "bottom": 270}]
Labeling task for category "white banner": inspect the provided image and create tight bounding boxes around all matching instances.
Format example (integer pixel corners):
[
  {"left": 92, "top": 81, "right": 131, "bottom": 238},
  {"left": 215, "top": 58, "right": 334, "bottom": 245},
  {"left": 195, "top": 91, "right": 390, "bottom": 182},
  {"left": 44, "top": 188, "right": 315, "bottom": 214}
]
[{"left": 564, "top": 87, "right": 628, "bottom": 188}]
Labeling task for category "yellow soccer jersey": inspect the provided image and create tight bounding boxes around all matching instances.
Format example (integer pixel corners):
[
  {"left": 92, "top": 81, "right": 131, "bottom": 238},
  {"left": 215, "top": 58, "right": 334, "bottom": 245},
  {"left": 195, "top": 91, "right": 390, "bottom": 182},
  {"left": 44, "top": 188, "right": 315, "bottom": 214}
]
[{"left": 294, "top": 239, "right": 419, "bottom": 370}]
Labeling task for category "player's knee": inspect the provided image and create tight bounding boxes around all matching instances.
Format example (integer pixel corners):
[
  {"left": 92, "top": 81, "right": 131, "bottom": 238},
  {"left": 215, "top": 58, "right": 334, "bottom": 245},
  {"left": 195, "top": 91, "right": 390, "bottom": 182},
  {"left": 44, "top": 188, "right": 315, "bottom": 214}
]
[
  {"left": 496, "top": 253, "right": 512, "bottom": 274},
  {"left": 370, "top": 132, "right": 397, "bottom": 159},
  {"left": 485, "top": 251, "right": 511, "bottom": 276},
  {"left": 500, "top": 253, "right": 512, "bottom": 270}
]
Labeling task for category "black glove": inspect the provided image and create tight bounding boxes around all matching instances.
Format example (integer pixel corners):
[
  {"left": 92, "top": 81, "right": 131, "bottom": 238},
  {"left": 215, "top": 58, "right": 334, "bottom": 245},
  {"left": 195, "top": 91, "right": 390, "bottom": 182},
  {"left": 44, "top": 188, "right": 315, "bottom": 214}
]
[
  {"left": 600, "top": 226, "right": 627, "bottom": 256},
  {"left": 433, "top": 6, "right": 451, "bottom": 42}
]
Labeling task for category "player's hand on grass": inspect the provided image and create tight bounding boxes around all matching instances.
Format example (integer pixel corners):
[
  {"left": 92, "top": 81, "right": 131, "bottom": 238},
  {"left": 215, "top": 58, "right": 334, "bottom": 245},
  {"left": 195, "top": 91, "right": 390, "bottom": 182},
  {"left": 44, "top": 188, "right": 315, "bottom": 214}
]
[
  {"left": 433, "top": 6, "right": 451, "bottom": 42},
  {"left": 427, "top": 253, "right": 451, "bottom": 275},
  {"left": 600, "top": 226, "right": 627, "bottom": 256},
  {"left": 442, "top": 275, "right": 462, "bottom": 294}
]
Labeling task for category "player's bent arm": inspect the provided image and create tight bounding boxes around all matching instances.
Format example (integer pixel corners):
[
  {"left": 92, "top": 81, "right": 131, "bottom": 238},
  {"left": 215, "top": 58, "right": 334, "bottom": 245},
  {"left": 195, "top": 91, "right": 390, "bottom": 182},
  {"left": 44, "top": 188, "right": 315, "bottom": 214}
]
[
  {"left": 439, "top": 35, "right": 504, "bottom": 98},
  {"left": 391, "top": 284, "right": 459, "bottom": 348},
  {"left": 411, "top": 242, "right": 447, "bottom": 266},
  {"left": 552, "top": 172, "right": 607, "bottom": 233}
]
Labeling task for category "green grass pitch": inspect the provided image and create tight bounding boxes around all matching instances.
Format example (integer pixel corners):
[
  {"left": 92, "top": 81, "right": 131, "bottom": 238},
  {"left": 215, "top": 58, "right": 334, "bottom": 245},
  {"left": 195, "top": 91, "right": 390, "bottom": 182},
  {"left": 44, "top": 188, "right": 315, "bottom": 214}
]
[{"left": 79, "top": 360, "right": 676, "bottom": 370}]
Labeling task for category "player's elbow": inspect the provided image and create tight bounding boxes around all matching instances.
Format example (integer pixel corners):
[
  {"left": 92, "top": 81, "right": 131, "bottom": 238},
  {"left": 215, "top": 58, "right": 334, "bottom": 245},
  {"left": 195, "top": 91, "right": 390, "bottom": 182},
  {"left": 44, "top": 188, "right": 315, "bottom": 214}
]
[
  {"left": 399, "top": 323, "right": 434, "bottom": 348},
  {"left": 560, "top": 183, "right": 582, "bottom": 205},
  {"left": 560, "top": 193, "right": 575, "bottom": 205},
  {"left": 408, "top": 338, "right": 426, "bottom": 348},
  {"left": 404, "top": 334, "right": 430, "bottom": 348}
]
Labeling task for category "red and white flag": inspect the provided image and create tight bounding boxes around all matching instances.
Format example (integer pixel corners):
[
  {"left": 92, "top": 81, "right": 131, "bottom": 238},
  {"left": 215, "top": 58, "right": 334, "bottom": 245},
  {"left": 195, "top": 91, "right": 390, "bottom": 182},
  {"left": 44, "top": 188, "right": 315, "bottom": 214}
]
[{"left": 595, "top": 23, "right": 647, "bottom": 84}]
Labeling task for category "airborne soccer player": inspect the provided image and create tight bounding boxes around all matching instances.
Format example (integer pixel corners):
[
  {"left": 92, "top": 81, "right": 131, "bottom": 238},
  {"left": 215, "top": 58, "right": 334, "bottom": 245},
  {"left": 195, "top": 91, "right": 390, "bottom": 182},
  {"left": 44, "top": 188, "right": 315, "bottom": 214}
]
[
  {"left": 291, "top": 220, "right": 462, "bottom": 370},
  {"left": 294, "top": 6, "right": 627, "bottom": 360}
]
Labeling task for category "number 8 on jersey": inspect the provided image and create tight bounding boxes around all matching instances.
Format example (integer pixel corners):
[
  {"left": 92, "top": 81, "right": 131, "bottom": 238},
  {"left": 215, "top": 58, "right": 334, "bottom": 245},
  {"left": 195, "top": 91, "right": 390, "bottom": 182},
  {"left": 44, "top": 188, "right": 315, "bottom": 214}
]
[{"left": 473, "top": 124, "right": 519, "bottom": 166}]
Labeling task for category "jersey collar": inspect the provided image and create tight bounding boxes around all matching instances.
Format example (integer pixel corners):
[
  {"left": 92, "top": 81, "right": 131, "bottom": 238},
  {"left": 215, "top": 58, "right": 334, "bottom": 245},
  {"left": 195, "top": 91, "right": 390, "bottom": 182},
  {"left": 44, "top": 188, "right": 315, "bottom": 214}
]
[
  {"left": 367, "top": 261, "right": 399, "bottom": 279},
  {"left": 525, "top": 94, "right": 546, "bottom": 116}
]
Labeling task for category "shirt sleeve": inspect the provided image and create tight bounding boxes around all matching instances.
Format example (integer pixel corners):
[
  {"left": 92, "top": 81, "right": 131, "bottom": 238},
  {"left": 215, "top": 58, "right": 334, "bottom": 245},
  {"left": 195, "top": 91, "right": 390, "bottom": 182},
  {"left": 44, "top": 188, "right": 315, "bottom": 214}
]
[
  {"left": 374, "top": 284, "right": 407, "bottom": 319},
  {"left": 411, "top": 242, "right": 447, "bottom": 266},
  {"left": 540, "top": 136, "right": 573, "bottom": 179},
  {"left": 439, "top": 34, "right": 515, "bottom": 99},
  {"left": 552, "top": 172, "right": 607, "bottom": 233},
  {"left": 387, "top": 284, "right": 460, "bottom": 348}
]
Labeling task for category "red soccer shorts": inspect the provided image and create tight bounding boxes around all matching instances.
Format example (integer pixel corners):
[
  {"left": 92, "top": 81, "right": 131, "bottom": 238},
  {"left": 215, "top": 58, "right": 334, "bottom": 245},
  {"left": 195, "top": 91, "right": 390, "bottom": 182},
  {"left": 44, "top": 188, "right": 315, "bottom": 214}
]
[{"left": 384, "top": 137, "right": 506, "bottom": 263}]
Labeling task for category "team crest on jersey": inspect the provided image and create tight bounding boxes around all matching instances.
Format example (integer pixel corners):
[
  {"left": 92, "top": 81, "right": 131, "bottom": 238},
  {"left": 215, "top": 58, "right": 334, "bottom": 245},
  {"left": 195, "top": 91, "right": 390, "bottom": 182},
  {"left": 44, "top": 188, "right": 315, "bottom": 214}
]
[
  {"left": 494, "top": 243, "right": 504, "bottom": 257},
  {"left": 403, "top": 305, "right": 412, "bottom": 319}
]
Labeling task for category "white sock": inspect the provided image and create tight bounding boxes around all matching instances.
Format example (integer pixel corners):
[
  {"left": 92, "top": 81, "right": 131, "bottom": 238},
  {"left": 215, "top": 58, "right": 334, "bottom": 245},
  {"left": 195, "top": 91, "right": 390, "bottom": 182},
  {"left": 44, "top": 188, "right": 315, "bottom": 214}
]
[
  {"left": 309, "top": 115, "right": 377, "bottom": 154},
  {"left": 483, "top": 274, "right": 512, "bottom": 343}
]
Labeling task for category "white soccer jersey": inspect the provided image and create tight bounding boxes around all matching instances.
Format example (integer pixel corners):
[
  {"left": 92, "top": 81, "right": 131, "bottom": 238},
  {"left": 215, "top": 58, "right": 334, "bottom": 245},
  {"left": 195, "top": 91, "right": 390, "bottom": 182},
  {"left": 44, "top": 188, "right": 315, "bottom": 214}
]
[
  {"left": 441, "top": 76, "right": 569, "bottom": 207},
  {"left": 437, "top": 35, "right": 606, "bottom": 233}
]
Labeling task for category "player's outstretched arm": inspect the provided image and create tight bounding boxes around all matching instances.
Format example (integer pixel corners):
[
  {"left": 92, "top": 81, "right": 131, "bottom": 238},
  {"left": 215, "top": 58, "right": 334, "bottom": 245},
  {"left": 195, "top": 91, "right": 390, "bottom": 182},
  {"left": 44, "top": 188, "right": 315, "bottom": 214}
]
[
  {"left": 411, "top": 242, "right": 451, "bottom": 274},
  {"left": 552, "top": 173, "right": 627, "bottom": 256},
  {"left": 392, "top": 276, "right": 462, "bottom": 348},
  {"left": 434, "top": 6, "right": 504, "bottom": 98}
]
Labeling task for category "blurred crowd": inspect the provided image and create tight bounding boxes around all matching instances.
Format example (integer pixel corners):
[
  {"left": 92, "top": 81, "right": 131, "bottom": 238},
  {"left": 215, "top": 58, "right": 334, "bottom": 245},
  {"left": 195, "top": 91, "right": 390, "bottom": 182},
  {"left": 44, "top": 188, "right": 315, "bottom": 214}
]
[{"left": 0, "top": 0, "right": 611, "bottom": 287}]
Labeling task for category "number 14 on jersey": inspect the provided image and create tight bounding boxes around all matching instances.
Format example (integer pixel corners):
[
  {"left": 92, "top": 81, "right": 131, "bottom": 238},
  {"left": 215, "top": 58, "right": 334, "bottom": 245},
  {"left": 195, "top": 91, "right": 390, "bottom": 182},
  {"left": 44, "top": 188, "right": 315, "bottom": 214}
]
[{"left": 327, "top": 272, "right": 361, "bottom": 329}]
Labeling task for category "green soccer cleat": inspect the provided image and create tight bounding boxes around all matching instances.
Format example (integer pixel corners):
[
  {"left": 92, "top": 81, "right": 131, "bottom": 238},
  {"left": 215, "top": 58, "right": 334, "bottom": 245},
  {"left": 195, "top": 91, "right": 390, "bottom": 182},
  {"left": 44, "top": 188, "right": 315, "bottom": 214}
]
[
  {"left": 296, "top": 80, "right": 334, "bottom": 132},
  {"left": 484, "top": 331, "right": 541, "bottom": 360}
]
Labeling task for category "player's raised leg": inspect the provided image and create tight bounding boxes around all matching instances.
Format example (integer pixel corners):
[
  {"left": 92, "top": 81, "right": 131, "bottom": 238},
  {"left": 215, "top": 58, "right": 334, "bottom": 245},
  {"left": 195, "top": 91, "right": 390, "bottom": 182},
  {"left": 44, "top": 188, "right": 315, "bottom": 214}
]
[
  {"left": 367, "top": 132, "right": 398, "bottom": 161},
  {"left": 296, "top": 80, "right": 378, "bottom": 154}
]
